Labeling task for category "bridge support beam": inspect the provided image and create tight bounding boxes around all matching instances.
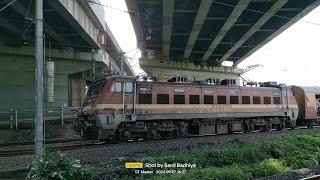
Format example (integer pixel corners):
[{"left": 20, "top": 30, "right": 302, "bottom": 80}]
[
  {"left": 183, "top": 0, "right": 212, "bottom": 59},
  {"left": 162, "top": 0, "right": 175, "bottom": 57},
  {"left": 218, "top": 0, "right": 288, "bottom": 65},
  {"left": 202, "top": 0, "right": 251, "bottom": 62}
]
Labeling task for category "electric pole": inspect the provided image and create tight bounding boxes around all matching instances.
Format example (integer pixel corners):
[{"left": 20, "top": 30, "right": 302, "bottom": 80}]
[
  {"left": 35, "top": 0, "right": 44, "bottom": 159},
  {"left": 120, "top": 51, "right": 124, "bottom": 72},
  {"left": 91, "top": 49, "right": 96, "bottom": 80}
]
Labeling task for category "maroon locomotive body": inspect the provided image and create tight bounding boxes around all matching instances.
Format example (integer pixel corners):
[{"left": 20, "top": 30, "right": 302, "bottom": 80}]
[{"left": 76, "top": 75, "right": 318, "bottom": 141}]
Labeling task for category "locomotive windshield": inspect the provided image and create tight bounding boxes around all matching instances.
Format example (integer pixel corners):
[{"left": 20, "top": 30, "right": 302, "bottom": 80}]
[{"left": 86, "top": 80, "right": 106, "bottom": 95}]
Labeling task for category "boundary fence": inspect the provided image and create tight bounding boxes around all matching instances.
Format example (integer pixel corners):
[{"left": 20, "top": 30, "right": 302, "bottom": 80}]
[{"left": 0, "top": 106, "right": 79, "bottom": 130}]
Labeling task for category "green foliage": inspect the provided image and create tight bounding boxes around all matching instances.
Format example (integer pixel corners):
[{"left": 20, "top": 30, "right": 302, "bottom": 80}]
[
  {"left": 248, "top": 158, "right": 290, "bottom": 177},
  {"left": 147, "top": 133, "right": 320, "bottom": 169},
  {"left": 27, "top": 151, "right": 97, "bottom": 180},
  {"left": 147, "top": 143, "right": 271, "bottom": 169},
  {"left": 104, "top": 132, "right": 320, "bottom": 179},
  {"left": 154, "top": 159, "right": 290, "bottom": 180},
  {"left": 154, "top": 166, "right": 252, "bottom": 180}
]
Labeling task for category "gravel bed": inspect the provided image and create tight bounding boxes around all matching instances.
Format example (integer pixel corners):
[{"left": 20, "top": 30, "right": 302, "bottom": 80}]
[
  {"left": 1, "top": 128, "right": 320, "bottom": 175},
  {"left": 68, "top": 128, "right": 320, "bottom": 165}
]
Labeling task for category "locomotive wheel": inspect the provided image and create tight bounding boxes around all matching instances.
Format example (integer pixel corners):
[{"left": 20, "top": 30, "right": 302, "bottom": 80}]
[
  {"left": 83, "top": 127, "right": 99, "bottom": 140},
  {"left": 119, "top": 129, "right": 131, "bottom": 141},
  {"left": 307, "top": 121, "right": 314, "bottom": 129},
  {"left": 170, "top": 129, "right": 178, "bottom": 139},
  {"left": 159, "top": 131, "right": 169, "bottom": 139},
  {"left": 275, "top": 124, "right": 282, "bottom": 131},
  {"left": 260, "top": 125, "right": 266, "bottom": 132},
  {"left": 109, "top": 131, "right": 119, "bottom": 144},
  {"left": 266, "top": 122, "right": 272, "bottom": 131}
]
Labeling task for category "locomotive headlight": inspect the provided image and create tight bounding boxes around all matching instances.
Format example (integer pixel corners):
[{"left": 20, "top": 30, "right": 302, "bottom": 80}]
[{"left": 85, "top": 86, "right": 88, "bottom": 95}]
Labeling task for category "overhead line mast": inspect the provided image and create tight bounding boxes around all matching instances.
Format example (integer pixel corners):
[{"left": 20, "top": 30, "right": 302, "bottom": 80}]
[{"left": 34, "top": 0, "right": 44, "bottom": 159}]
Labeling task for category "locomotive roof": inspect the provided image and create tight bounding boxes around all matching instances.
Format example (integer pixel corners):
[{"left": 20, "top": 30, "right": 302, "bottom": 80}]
[
  {"left": 300, "top": 86, "right": 320, "bottom": 94},
  {"left": 108, "top": 75, "right": 282, "bottom": 91},
  {"left": 136, "top": 80, "right": 280, "bottom": 91}
]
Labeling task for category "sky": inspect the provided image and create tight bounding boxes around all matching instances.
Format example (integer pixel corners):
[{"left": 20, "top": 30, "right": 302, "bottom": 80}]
[{"left": 103, "top": 0, "right": 320, "bottom": 87}]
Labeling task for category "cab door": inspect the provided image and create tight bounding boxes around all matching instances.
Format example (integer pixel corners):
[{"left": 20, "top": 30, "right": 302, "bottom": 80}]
[
  {"left": 123, "top": 80, "right": 135, "bottom": 117},
  {"left": 282, "top": 88, "right": 289, "bottom": 110}
]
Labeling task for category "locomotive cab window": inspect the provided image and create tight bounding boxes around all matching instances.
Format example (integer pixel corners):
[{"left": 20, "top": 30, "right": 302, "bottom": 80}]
[
  {"left": 125, "top": 82, "right": 133, "bottom": 93},
  {"left": 204, "top": 95, "right": 213, "bottom": 104},
  {"left": 253, "top": 96, "right": 261, "bottom": 104},
  {"left": 157, "top": 94, "right": 169, "bottom": 104},
  {"left": 139, "top": 94, "right": 152, "bottom": 104},
  {"left": 174, "top": 95, "right": 185, "bottom": 104},
  {"left": 242, "top": 96, "right": 250, "bottom": 104},
  {"left": 274, "top": 97, "right": 281, "bottom": 104},
  {"left": 114, "top": 82, "right": 122, "bottom": 93},
  {"left": 189, "top": 95, "right": 200, "bottom": 104},
  {"left": 230, "top": 96, "right": 239, "bottom": 104},
  {"left": 263, "top": 97, "right": 271, "bottom": 104},
  {"left": 217, "top": 96, "right": 226, "bottom": 104}
]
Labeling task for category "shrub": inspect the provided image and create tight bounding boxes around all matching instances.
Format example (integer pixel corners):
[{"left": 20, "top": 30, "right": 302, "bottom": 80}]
[
  {"left": 27, "top": 151, "right": 96, "bottom": 180},
  {"left": 249, "top": 158, "right": 290, "bottom": 177}
]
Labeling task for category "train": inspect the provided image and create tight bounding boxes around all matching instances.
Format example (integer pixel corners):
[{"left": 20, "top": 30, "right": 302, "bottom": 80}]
[{"left": 74, "top": 75, "right": 320, "bottom": 141}]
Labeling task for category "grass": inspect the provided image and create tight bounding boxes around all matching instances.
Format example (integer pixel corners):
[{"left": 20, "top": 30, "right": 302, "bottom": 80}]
[
  {"left": 109, "top": 132, "right": 320, "bottom": 179},
  {"left": 154, "top": 159, "right": 290, "bottom": 180}
]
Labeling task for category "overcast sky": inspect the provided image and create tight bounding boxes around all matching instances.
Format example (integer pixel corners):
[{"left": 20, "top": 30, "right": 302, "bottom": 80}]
[{"left": 104, "top": 1, "right": 320, "bottom": 86}]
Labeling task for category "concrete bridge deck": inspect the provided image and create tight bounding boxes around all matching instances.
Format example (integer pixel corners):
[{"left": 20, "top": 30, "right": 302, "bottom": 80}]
[{"left": 126, "top": 0, "right": 320, "bottom": 81}]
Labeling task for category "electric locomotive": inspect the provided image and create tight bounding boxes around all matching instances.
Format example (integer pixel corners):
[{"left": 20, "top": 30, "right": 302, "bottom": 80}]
[{"left": 75, "top": 75, "right": 319, "bottom": 141}]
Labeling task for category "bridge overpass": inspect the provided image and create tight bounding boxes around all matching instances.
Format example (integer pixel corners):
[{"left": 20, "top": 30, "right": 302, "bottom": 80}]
[
  {"left": 0, "top": 0, "right": 134, "bottom": 111},
  {"left": 126, "top": 0, "right": 320, "bottom": 83}
]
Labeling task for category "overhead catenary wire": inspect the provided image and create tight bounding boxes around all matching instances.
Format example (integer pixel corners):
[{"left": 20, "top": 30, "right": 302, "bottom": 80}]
[
  {"left": 211, "top": 0, "right": 320, "bottom": 27},
  {"left": 25, "top": 0, "right": 33, "bottom": 19},
  {"left": 128, "top": 48, "right": 140, "bottom": 64},
  {"left": 127, "top": 42, "right": 143, "bottom": 64},
  {"left": 86, "top": 0, "right": 151, "bottom": 18},
  {"left": 86, "top": 0, "right": 132, "bottom": 14},
  {"left": 0, "top": 0, "right": 17, "bottom": 13}
]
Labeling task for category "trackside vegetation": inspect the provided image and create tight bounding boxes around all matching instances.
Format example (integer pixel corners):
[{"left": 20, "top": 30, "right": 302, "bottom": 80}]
[
  {"left": 111, "top": 133, "right": 320, "bottom": 179},
  {"left": 24, "top": 132, "right": 320, "bottom": 179},
  {"left": 27, "top": 151, "right": 97, "bottom": 180}
]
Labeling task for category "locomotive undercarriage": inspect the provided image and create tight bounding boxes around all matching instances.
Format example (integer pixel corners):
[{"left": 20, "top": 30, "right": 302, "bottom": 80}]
[
  {"left": 297, "top": 118, "right": 320, "bottom": 128},
  {"left": 76, "top": 115, "right": 292, "bottom": 141}
]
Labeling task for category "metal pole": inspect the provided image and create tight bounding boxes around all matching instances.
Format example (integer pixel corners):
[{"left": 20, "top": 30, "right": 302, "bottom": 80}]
[
  {"left": 43, "top": 109, "right": 45, "bottom": 145},
  {"left": 91, "top": 49, "right": 96, "bottom": 80},
  {"left": 15, "top": 110, "right": 18, "bottom": 130},
  {"left": 120, "top": 52, "right": 124, "bottom": 72},
  {"left": 10, "top": 108, "right": 13, "bottom": 130},
  {"left": 61, "top": 106, "right": 64, "bottom": 126},
  {"left": 133, "top": 81, "right": 136, "bottom": 115},
  {"left": 35, "top": 0, "right": 44, "bottom": 159},
  {"left": 122, "top": 82, "right": 125, "bottom": 116}
]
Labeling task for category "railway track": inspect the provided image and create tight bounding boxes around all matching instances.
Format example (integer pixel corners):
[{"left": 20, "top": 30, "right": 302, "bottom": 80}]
[
  {"left": 300, "top": 174, "right": 320, "bottom": 180},
  {"left": 0, "top": 140, "right": 113, "bottom": 157},
  {"left": 0, "top": 138, "right": 83, "bottom": 148},
  {"left": 0, "top": 125, "right": 318, "bottom": 157}
]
